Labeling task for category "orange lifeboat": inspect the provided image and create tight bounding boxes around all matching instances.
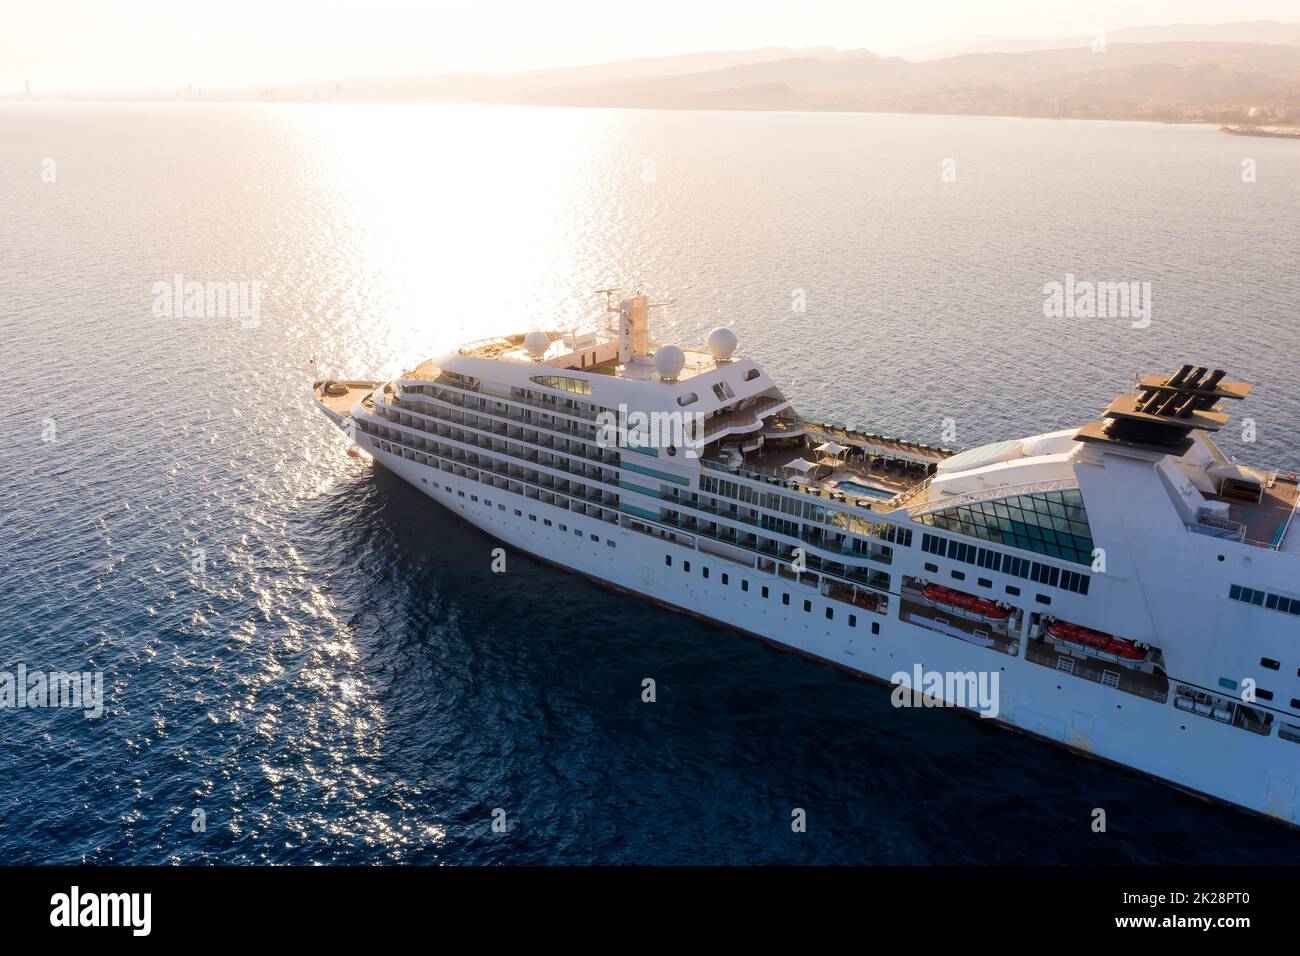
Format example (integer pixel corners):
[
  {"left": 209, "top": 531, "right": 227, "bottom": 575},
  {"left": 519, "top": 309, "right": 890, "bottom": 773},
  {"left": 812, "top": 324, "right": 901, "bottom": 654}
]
[
  {"left": 920, "top": 583, "right": 1011, "bottom": 622},
  {"left": 1045, "top": 619, "right": 1147, "bottom": 666}
]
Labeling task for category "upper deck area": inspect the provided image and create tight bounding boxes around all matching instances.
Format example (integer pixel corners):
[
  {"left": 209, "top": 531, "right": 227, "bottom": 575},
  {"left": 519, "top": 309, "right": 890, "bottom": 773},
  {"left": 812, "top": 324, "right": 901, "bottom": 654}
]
[
  {"left": 312, "top": 379, "right": 381, "bottom": 420},
  {"left": 1193, "top": 470, "right": 1300, "bottom": 551},
  {"left": 458, "top": 329, "right": 725, "bottom": 383},
  {"left": 459, "top": 331, "right": 615, "bottom": 366},
  {"left": 702, "top": 421, "right": 953, "bottom": 512},
  {"left": 1075, "top": 365, "right": 1300, "bottom": 553}
]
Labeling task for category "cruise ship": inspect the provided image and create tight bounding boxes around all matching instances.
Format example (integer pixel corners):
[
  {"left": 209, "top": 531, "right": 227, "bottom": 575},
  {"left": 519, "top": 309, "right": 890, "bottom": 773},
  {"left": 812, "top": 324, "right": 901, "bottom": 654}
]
[{"left": 314, "top": 293, "right": 1300, "bottom": 825}]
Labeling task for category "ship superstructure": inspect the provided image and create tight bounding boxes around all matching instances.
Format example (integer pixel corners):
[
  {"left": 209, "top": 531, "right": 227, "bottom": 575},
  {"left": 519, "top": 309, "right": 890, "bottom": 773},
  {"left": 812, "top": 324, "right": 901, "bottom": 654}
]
[{"left": 314, "top": 293, "right": 1300, "bottom": 824}]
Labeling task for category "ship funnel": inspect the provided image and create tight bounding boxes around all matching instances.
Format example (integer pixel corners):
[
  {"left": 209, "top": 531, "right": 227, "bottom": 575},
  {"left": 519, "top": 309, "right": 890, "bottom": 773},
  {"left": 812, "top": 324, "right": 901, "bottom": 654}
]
[{"left": 618, "top": 293, "right": 650, "bottom": 365}]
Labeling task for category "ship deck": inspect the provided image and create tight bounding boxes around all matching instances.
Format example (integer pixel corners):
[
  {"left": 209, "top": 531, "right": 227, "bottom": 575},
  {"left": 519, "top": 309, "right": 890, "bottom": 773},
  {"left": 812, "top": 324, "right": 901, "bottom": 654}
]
[
  {"left": 805, "top": 424, "right": 954, "bottom": 467},
  {"left": 312, "top": 380, "right": 381, "bottom": 418},
  {"left": 702, "top": 441, "right": 930, "bottom": 508},
  {"left": 1206, "top": 475, "right": 1300, "bottom": 549}
]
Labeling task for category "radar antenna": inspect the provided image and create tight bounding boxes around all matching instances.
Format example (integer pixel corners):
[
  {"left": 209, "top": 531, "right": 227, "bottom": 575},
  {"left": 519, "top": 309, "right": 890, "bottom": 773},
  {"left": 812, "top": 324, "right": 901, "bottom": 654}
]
[
  {"left": 593, "top": 288, "right": 621, "bottom": 313},
  {"left": 592, "top": 288, "right": 621, "bottom": 332}
]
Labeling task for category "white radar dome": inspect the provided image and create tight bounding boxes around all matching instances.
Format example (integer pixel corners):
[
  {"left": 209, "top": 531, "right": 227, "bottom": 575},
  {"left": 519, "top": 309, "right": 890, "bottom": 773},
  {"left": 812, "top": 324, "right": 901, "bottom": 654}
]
[
  {"left": 707, "top": 327, "right": 738, "bottom": 362},
  {"left": 523, "top": 331, "right": 550, "bottom": 358},
  {"left": 654, "top": 345, "right": 686, "bottom": 381}
]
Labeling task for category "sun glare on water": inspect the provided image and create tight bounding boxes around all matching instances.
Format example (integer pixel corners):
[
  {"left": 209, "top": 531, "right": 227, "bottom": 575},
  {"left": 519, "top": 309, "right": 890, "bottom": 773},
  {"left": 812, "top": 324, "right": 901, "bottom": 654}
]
[{"left": 281, "top": 103, "right": 623, "bottom": 376}]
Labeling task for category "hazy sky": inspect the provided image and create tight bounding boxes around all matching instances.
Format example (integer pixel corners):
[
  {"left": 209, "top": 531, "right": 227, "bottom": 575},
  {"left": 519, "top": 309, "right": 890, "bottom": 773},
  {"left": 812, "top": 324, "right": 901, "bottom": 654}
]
[{"left": 6, "top": 0, "right": 1299, "bottom": 91}]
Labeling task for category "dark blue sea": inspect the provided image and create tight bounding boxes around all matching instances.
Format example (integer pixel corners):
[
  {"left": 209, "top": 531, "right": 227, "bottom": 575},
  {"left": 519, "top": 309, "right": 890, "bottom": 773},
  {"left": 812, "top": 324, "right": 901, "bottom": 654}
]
[{"left": 2, "top": 103, "right": 1299, "bottom": 864}]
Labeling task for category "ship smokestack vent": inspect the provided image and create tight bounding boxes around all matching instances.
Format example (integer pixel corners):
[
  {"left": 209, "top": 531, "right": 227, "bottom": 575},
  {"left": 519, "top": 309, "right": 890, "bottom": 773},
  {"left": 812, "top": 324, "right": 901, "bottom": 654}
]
[{"left": 1076, "top": 365, "right": 1253, "bottom": 457}]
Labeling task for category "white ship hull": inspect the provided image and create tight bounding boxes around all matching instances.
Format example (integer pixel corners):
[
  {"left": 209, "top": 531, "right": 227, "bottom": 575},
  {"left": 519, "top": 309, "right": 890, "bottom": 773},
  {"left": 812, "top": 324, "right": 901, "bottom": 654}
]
[{"left": 369, "top": 440, "right": 1298, "bottom": 827}]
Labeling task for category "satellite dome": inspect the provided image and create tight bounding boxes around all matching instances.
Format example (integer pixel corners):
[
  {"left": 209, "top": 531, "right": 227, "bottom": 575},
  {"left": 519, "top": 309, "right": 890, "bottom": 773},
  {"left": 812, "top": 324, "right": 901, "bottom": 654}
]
[
  {"left": 523, "top": 331, "right": 550, "bottom": 358},
  {"left": 707, "top": 327, "right": 738, "bottom": 362},
  {"left": 654, "top": 345, "right": 686, "bottom": 381}
]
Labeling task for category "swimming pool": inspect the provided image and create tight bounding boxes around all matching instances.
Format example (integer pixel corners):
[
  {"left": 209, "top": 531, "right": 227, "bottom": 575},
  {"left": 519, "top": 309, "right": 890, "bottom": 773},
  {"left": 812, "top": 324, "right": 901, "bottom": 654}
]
[{"left": 835, "top": 480, "right": 896, "bottom": 500}]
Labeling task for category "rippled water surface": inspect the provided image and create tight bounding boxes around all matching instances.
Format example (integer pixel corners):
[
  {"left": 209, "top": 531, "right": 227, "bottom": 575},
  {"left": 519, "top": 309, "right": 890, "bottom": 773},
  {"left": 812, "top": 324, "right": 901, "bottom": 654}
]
[{"left": 2, "top": 103, "right": 1299, "bottom": 863}]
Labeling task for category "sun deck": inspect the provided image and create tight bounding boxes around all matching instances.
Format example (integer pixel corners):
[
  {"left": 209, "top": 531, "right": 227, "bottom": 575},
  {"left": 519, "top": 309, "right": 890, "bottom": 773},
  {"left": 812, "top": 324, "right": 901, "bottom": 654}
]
[
  {"left": 1200, "top": 474, "right": 1300, "bottom": 550},
  {"left": 806, "top": 424, "right": 955, "bottom": 467},
  {"left": 702, "top": 435, "right": 938, "bottom": 510},
  {"left": 312, "top": 380, "right": 381, "bottom": 419},
  {"left": 459, "top": 330, "right": 728, "bottom": 381},
  {"left": 457, "top": 332, "right": 615, "bottom": 368}
]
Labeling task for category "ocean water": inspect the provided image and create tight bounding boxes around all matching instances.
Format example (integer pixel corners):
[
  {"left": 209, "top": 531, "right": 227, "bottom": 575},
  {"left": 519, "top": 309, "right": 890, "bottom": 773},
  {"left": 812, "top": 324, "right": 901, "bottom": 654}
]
[{"left": 2, "top": 102, "right": 1299, "bottom": 864}]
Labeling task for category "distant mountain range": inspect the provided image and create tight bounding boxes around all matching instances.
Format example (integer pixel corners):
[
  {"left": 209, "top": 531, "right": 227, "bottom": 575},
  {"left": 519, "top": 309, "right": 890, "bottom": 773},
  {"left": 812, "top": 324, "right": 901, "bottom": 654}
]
[
  {"left": 957, "top": 20, "right": 1300, "bottom": 55},
  {"left": 32, "top": 21, "right": 1300, "bottom": 123}
]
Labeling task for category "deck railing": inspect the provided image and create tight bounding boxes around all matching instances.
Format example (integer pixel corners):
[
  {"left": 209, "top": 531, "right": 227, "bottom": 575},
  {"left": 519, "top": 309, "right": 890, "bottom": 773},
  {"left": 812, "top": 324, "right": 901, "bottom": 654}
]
[{"left": 702, "top": 396, "right": 789, "bottom": 439}]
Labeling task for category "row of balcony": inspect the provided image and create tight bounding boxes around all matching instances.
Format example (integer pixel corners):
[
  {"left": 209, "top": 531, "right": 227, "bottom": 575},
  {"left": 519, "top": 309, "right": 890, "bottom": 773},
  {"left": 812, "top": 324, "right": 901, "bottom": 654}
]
[
  {"left": 367, "top": 414, "right": 900, "bottom": 603},
  {"left": 394, "top": 389, "right": 609, "bottom": 446},
  {"left": 359, "top": 410, "right": 894, "bottom": 575},
  {"left": 365, "top": 428, "right": 621, "bottom": 522},
  {"left": 398, "top": 376, "right": 604, "bottom": 425},
  {"left": 375, "top": 397, "right": 620, "bottom": 474},
  {"left": 659, "top": 489, "right": 893, "bottom": 565}
]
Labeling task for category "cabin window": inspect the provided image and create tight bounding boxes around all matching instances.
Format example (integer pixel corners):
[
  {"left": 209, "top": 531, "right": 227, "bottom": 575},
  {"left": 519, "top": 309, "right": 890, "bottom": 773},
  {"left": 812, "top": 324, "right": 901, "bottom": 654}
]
[
  {"left": 951, "top": 570, "right": 965, "bottom": 581},
  {"left": 761, "top": 586, "right": 769, "bottom": 599},
  {"left": 1231, "top": 584, "right": 1300, "bottom": 615},
  {"left": 1035, "top": 594, "right": 1051, "bottom": 605},
  {"left": 871, "top": 622, "right": 880, "bottom": 635},
  {"left": 744, "top": 369, "right": 759, "bottom": 381},
  {"left": 1005, "top": 585, "right": 1021, "bottom": 596},
  {"left": 978, "top": 577, "right": 992, "bottom": 588},
  {"left": 683, "top": 561, "right": 691, "bottom": 573},
  {"left": 665, "top": 555, "right": 672, "bottom": 567},
  {"left": 924, "top": 563, "right": 938, "bottom": 573},
  {"left": 782, "top": 593, "right": 790, "bottom": 606},
  {"left": 825, "top": 607, "right": 833, "bottom": 620},
  {"left": 803, "top": 600, "right": 812, "bottom": 612},
  {"left": 741, "top": 580, "right": 749, "bottom": 592},
  {"left": 1261, "top": 658, "right": 1280, "bottom": 670},
  {"left": 702, "top": 567, "right": 710, "bottom": 579},
  {"left": 721, "top": 573, "right": 729, "bottom": 585},
  {"left": 848, "top": 614, "right": 857, "bottom": 627}
]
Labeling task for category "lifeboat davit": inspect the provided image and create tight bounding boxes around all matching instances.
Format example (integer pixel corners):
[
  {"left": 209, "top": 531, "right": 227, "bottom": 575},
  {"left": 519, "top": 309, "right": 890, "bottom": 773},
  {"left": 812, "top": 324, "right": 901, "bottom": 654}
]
[
  {"left": 920, "top": 583, "right": 1011, "bottom": 622},
  {"left": 1045, "top": 619, "right": 1147, "bottom": 666}
]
